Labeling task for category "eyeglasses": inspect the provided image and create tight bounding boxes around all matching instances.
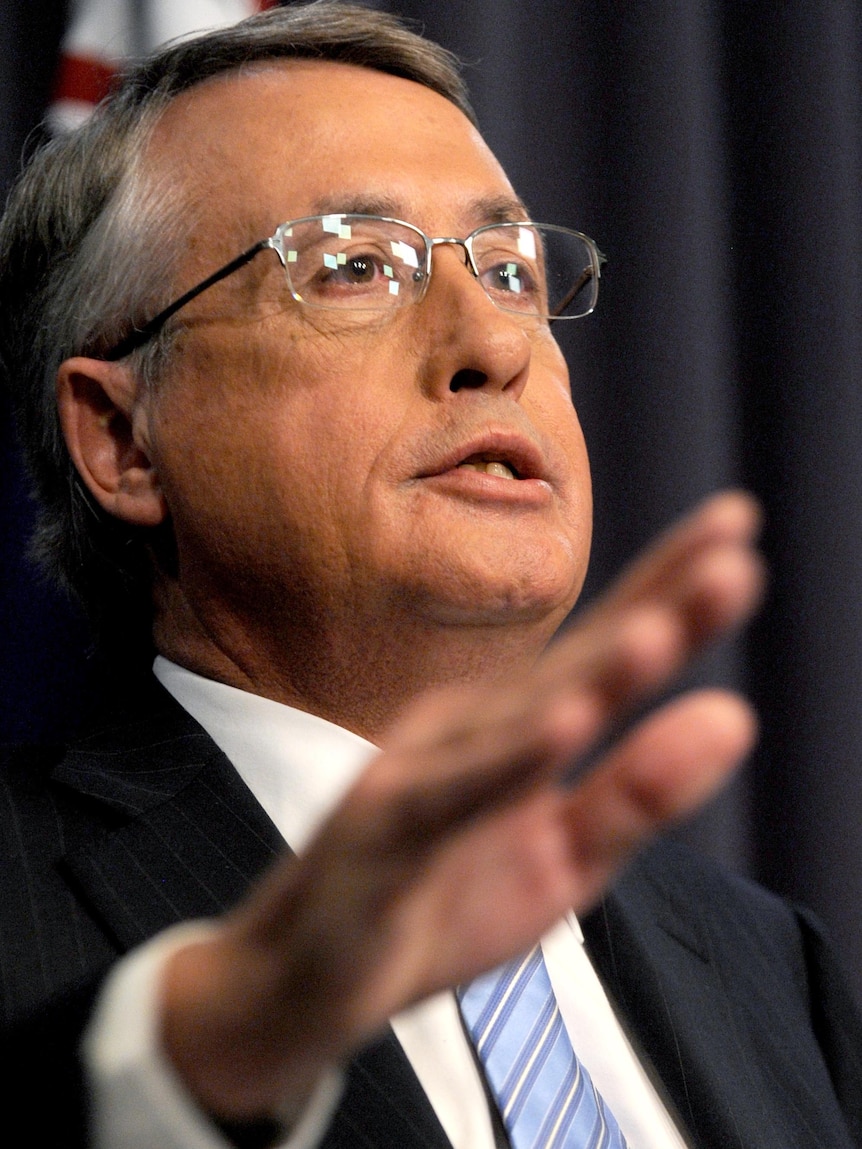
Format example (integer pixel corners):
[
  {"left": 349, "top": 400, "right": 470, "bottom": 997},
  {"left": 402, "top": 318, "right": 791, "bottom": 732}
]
[{"left": 103, "top": 214, "right": 605, "bottom": 361}]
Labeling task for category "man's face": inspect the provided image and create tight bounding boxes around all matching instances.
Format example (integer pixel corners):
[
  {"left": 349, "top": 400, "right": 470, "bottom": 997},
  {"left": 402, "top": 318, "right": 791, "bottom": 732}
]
[{"left": 140, "top": 61, "right": 592, "bottom": 677}]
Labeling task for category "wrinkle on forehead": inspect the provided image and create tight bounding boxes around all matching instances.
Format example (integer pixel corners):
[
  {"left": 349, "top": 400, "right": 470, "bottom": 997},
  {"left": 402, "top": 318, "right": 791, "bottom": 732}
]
[
  {"left": 143, "top": 59, "right": 521, "bottom": 294},
  {"left": 309, "top": 192, "right": 532, "bottom": 232}
]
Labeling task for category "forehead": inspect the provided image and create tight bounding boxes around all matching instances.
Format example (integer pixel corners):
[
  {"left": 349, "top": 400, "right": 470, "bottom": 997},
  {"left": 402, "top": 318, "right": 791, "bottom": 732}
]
[{"left": 147, "top": 60, "right": 522, "bottom": 242}]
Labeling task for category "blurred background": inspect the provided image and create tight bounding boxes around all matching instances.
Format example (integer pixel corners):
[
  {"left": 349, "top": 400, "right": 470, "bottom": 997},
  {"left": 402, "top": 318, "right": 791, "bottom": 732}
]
[{"left": 1, "top": 0, "right": 860, "bottom": 1000}]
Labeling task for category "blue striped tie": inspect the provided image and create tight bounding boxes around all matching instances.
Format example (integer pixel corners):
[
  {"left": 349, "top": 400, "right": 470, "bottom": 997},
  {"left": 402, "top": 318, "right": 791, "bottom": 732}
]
[{"left": 458, "top": 947, "right": 629, "bottom": 1149}]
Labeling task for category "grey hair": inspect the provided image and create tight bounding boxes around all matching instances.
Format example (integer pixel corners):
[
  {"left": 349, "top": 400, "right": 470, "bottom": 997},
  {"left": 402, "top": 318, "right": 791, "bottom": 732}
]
[{"left": 0, "top": 1, "right": 472, "bottom": 655}]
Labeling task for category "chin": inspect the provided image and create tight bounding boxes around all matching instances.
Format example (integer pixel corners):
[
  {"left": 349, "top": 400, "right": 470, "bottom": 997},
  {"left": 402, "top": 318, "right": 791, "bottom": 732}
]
[{"left": 414, "top": 557, "right": 586, "bottom": 632}]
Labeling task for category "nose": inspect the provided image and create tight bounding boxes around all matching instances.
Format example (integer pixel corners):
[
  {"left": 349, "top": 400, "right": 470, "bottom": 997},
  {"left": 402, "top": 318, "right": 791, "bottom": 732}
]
[{"left": 417, "top": 242, "right": 533, "bottom": 401}]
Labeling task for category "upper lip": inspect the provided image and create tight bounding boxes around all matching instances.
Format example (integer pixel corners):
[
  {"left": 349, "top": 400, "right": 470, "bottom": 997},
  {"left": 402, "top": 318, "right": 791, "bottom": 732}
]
[{"left": 417, "top": 426, "right": 550, "bottom": 483}]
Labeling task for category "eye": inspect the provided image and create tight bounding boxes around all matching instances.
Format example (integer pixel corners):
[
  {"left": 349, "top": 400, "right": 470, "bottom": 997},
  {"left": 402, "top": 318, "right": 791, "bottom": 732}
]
[
  {"left": 301, "top": 237, "right": 424, "bottom": 307},
  {"left": 308, "top": 245, "right": 414, "bottom": 304},
  {"left": 487, "top": 261, "right": 536, "bottom": 295},
  {"left": 278, "top": 217, "right": 427, "bottom": 310},
  {"left": 323, "top": 252, "right": 386, "bottom": 287},
  {"left": 479, "top": 257, "right": 544, "bottom": 311},
  {"left": 343, "top": 256, "right": 374, "bottom": 284}
]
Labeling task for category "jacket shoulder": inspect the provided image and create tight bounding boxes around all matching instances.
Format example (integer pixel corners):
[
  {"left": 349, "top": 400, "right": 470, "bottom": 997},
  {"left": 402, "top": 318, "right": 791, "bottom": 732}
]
[{"left": 584, "top": 839, "right": 862, "bottom": 1149}]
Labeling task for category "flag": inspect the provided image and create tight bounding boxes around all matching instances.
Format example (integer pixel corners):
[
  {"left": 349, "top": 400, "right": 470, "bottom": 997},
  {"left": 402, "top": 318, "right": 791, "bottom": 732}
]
[{"left": 49, "top": 0, "right": 278, "bottom": 133}]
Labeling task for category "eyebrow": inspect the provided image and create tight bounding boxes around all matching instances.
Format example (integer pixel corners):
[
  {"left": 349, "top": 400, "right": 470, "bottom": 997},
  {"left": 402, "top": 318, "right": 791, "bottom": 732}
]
[{"left": 308, "top": 192, "right": 532, "bottom": 228}]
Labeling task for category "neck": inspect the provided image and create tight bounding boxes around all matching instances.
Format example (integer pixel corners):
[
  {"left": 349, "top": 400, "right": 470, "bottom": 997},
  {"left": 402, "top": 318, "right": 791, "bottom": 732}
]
[{"left": 153, "top": 585, "right": 563, "bottom": 742}]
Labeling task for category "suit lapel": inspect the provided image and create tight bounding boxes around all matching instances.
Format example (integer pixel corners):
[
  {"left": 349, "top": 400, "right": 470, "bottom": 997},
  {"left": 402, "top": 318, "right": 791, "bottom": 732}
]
[
  {"left": 583, "top": 842, "right": 857, "bottom": 1149},
  {"left": 53, "top": 695, "right": 284, "bottom": 948},
  {"left": 323, "top": 1029, "right": 453, "bottom": 1149},
  {"left": 52, "top": 689, "right": 454, "bottom": 1149}
]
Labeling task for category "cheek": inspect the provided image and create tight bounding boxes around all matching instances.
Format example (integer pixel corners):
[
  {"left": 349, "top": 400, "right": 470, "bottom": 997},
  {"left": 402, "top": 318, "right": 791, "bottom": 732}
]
[
  {"left": 256, "top": 331, "right": 416, "bottom": 523},
  {"left": 525, "top": 352, "right": 591, "bottom": 496},
  {"left": 142, "top": 322, "right": 418, "bottom": 614},
  {"left": 522, "top": 365, "right": 592, "bottom": 577}
]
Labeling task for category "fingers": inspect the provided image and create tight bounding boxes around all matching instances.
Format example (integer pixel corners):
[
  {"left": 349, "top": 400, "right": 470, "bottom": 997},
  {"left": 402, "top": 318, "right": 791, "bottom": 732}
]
[
  {"left": 307, "top": 490, "right": 764, "bottom": 904},
  {"left": 158, "top": 492, "right": 766, "bottom": 1123},
  {"left": 408, "top": 690, "right": 759, "bottom": 986},
  {"left": 589, "top": 489, "right": 763, "bottom": 617},
  {"left": 372, "top": 489, "right": 764, "bottom": 843},
  {"left": 562, "top": 689, "right": 757, "bottom": 901},
  {"left": 238, "top": 490, "right": 765, "bottom": 981},
  {"left": 540, "top": 489, "right": 764, "bottom": 711}
]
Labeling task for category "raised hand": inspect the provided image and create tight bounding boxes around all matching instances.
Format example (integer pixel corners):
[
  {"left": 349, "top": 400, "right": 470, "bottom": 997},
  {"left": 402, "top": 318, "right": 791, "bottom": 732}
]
[{"left": 160, "top": 490, "right": 764, "bottom": 1122}]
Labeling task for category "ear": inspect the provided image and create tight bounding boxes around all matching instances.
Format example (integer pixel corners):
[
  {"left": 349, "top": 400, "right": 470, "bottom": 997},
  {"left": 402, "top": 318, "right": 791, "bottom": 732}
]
[{"left": 57, "top": 356, "right": 168, "bottom": 527}]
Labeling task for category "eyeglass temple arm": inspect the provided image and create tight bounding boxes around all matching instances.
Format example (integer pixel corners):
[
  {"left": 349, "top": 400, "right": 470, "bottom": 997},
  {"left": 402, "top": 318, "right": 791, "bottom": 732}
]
[
  {"left": 549, "top": 249, "right": 607, "bottom": 322},
  {"left": 102, "top": 238, "right": 272, "bottom": 361}
]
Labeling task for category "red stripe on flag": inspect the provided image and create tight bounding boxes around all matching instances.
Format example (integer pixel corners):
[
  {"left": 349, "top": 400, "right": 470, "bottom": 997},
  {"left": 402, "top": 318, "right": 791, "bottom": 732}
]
[{"left": 53, "top": 54, "right": 118, "bottom": 106}]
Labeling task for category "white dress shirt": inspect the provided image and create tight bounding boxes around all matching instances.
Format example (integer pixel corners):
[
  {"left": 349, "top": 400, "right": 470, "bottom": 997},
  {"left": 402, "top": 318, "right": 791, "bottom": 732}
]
[{"left": 83, "top": 658, "right": 688, "bottom": 1149}]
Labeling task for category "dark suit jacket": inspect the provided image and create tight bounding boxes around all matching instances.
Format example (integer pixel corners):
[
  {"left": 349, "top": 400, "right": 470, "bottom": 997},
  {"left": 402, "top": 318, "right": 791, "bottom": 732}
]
[{"left": 1, "top": 686, "right": 861, "bottom": 1148}]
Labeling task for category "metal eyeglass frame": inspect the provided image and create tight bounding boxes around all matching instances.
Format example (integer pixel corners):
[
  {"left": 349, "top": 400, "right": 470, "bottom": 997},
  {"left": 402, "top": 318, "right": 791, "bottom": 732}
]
[{"left": 102, "top": 215, "right": 606, "bottom": 362}]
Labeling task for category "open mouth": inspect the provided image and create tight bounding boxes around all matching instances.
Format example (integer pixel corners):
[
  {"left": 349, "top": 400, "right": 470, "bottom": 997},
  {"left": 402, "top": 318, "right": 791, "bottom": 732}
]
[
  {"left": 456, "top": 455, "right": 519, "bottom": 480},
  {"left": 416, "top": 429, "right": 549, "bottom": 490}
]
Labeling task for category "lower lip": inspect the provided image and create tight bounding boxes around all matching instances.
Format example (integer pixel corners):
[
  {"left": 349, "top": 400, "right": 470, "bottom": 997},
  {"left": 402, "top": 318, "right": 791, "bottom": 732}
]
[{"left": 417, "top": 468, "right": 554, "bottom": 507}]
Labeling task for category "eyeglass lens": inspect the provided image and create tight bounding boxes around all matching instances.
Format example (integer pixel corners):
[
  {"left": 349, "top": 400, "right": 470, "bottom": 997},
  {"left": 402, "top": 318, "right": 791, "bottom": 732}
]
[{"left": 274, "top": 216, "right": 597, "bottom": 319}]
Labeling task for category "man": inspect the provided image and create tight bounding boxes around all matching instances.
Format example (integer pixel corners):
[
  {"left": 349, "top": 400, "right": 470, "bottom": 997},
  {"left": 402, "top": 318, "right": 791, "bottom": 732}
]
[{"left": 0, "top": 4, "right": 859, "bottom": 1148}]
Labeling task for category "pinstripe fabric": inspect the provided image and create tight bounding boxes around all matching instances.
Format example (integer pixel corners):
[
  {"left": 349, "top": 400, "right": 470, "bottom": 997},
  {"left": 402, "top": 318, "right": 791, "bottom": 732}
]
[
  {"left": 0, "top": 691, "right": 453, "bottom": 1149},
  {"left": 459, "top": 949, "right": 627, "bottom": 1149},
  {"left": 1, "top": 687, "right": 860, "bottom": 1148}
]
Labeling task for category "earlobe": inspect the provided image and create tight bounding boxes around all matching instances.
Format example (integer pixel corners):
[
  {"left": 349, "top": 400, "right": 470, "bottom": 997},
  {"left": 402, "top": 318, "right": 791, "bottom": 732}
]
[{"left": 57, "top": 356, "right": 167, "bottom": 527}]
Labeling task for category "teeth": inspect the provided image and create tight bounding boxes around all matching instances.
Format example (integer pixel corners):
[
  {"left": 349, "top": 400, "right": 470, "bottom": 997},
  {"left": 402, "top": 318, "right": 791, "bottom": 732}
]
[{"left": 458, "top": 461, "right": 516, "bottom": 479}]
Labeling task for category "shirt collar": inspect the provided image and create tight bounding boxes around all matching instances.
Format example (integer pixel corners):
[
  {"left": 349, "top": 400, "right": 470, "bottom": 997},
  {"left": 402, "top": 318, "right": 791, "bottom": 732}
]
[{"left": 153, "top": 656, "right": 378, "bottom": 852}]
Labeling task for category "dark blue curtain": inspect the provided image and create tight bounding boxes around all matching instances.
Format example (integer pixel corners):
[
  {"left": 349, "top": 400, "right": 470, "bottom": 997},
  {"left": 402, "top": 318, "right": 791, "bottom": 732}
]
[
  {"left": 2, "top": 0, "right": 861, "bottom": 1001},
  {"left": 0, "top": 0, "right": 93, "bottom": 746}
]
